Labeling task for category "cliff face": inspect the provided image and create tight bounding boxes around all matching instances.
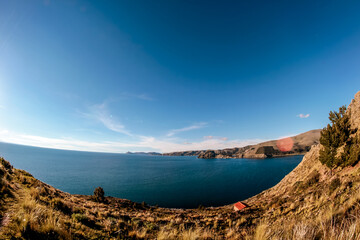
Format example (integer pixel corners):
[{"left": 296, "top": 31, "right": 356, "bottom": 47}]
[
  {"left": 164, "top": 130, "right": 321, "bottom": 159},
  {"left": 347, "top": 91, "right": 360, "bottom": 132}
]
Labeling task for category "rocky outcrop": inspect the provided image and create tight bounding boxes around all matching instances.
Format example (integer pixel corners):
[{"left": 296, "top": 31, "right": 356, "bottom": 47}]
[
  {"left": 198, "top": 150, "right": 216, "bottom": 159},
  {"left": 347, "top": 91, "right": 360, "bottom": 131},
  {"left": 162, "top": 150, "right": 205, "bottom": 157}
]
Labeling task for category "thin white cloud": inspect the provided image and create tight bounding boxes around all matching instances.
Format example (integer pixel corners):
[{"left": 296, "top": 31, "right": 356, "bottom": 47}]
[
  {"left": 0, "top": 129, "right": 135, "bottom": 152},
  {"left": 0, "top": 129, "right": 263, "bottom": 153},
  {"left": 297, "top": 113, "right": 310, "bottom": 119},
  {"left": 137, "top": 136, "right": 263, "bottom": 152},
  {"left": 123, "top": 93, "right": 153, "bottom": 101},
  {"left": 204, "top": 136, "right": 228, "bottom": 141},
  {"left": 82, "top": 103, "right": 132, "bottom": 136},
  {"left": 166, "top": 122, "right": 207, "bottom": 137}
]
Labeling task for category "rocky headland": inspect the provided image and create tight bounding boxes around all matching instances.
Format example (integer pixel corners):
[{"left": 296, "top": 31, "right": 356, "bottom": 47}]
[{"left": 163, "top": 129, "right": 321, "bottom": 159}]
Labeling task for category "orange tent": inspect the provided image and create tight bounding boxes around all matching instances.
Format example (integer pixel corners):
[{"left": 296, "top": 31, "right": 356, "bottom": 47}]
[{"left": 234, "top": 201, "right": 246, "bottom": 211}]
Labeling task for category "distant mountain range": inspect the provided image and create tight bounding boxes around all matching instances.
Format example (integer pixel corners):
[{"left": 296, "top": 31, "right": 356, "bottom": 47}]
[{"left": 163, "top": 129, "right": 321, "bottom": 159}]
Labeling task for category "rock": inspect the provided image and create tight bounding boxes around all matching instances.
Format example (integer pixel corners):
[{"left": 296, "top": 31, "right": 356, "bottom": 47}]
[
  {"left": 255, "top": 146, "right": 276, "bottom": 157},
  {"left": 198, "top": 150, "right": 216, "bottom": 159},
  {"left": 347, "top": 91, "right": 360, "bottom": 130}
]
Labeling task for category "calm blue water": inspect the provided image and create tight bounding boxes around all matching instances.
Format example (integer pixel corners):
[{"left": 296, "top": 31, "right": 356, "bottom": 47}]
[{"left": 0, "top": 142, "right": 302, "bottom": 208}]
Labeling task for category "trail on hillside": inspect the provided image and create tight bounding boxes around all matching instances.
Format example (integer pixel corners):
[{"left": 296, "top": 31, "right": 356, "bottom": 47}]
[{"left": 0, "top": 183, "right": 25, "bottom": 233}]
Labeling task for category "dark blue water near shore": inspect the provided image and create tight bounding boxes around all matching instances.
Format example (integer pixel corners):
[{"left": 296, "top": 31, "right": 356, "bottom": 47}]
[{"left": 0, "top": 142, "right": 302, "bottom": 208}]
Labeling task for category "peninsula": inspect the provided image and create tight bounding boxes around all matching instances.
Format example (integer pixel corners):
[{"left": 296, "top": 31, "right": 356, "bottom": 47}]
[{"left": 163, "top": 129, "right": 321, "bottom": 159}]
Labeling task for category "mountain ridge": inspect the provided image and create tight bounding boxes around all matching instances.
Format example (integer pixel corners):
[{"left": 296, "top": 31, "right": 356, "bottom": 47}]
[{"left": 163, "top": 129, "right": 321, "bottom": 159}]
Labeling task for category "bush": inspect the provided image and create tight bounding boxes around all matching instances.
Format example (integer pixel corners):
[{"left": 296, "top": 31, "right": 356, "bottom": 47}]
[
  {"left": 50, "top": 198, "right": 72, "bottom": 214},
  {"left": 348, "top": 137, "right": 360, "bottom": 166},
  {"left": 329, "top": 178, "right": 341, "bottom": 193},
  {"left": 0, "top": 167, "right": 4, "bottom": 177},
  {"left": 93, "top": 187, "right": 105, "bottom": 202},
  {"left": 319, "top": 105, "right": 359, "bottom": 168},
  {"left": 72, "top": 213, "right": 88, "bottom": 224},
  {"left": 302, "top": 170, "right": 320, "bottom": 188},
  {"left": 0, "top": 157, "right": 12, "bottom": 170}
]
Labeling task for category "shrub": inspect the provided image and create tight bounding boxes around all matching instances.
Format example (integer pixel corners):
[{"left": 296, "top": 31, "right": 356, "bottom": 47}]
[
  {"left": 50, "top": 198, "right": 72, "bottom": 214},
  {"left": 329, "top": 178, "right": 341, "bottom": 193},
  {"left": 348, "top": 136, "right": 360, "bottom": 166},
  {"left": 93, "top": 187, "right": 105, "bottom": 202},
  {"left": 299, "top": 171, "right": 320, "bottom": 189},
  {"left": 72, "top": 213, "right": 88, "bottom": 223},
  {"left": 0, "top": 157, "right": 12, "bottom": 170},
  {"left": 29, "top": 188, "right": 40, "bottom": 201},
  {"left": 319, "top": 105, "right": 359, "bottom": 168}
]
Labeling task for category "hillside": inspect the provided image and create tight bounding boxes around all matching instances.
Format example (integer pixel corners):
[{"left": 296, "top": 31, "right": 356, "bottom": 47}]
[
  {"left": 163, "top": 129, "right": 321, "bottom": 159},
  {"left": 0, "top": 91, "right": 360, "bottom": 239}
]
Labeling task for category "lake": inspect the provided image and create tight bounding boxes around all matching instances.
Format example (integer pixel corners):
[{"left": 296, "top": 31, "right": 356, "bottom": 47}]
[{"left": 0, "top": 142, "right": 302, "bottom": 208}]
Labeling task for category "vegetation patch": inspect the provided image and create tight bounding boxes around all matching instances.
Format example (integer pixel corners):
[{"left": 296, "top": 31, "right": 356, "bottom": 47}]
[
  {"left": 93, "top": 187, "right": 105, "bottom": 202},
  {"left": 319, "top": 106, "right": 360, "bottom": 168},
  {"left": 329, "top": 178, "right": 341, "bottom": 193}
]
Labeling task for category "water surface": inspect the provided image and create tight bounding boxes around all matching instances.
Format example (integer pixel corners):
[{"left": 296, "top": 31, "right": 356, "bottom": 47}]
[{"left": 0, "top": 142, "right": 302, "bottom": 208}]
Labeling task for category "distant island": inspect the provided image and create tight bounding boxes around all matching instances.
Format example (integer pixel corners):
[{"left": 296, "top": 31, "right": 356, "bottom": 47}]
[{"left": 163, "top": 129, "right": 321, "bottom": 159}]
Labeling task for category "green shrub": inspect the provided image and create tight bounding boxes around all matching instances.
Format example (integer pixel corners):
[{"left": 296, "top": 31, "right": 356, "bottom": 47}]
[
  {"left": 348, "top": 136, "right": 360, "bottom": 166},
  {"left": 93, "top": 187, "right": 105, "bottom": 202},
  {"left": 319, "top": 105, "right": 359, "bottom": 168},
  {"left": 72, "top": 213, "right": 88, "bottom": 223}
]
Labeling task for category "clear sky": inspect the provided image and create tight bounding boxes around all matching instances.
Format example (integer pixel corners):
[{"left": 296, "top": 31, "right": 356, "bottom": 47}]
[{"left": 0, "top": 0, "right": 360, "bottom": 153}]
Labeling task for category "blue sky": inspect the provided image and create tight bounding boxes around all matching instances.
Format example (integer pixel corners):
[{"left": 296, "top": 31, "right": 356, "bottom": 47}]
[{"left": 0, "top": 0, "right": 360, "bottom": 153}]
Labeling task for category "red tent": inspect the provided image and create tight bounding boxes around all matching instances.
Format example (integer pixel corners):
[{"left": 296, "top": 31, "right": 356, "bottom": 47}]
[{"left": 234, "top": 201, "right": 246, "bottom": 211}]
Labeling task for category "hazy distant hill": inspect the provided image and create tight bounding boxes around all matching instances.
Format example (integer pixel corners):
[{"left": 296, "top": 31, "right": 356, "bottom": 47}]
[
  {"left": 126, "top": 151, "right": 161, "bottom": 155},
  {"left": 163, "top": 129, "right": 321, "bottom": 159}
]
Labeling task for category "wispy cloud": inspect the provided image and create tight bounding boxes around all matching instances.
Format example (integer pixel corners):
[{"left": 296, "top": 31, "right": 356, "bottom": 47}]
[
  {"left": 166, "top": 122, "right": 207, "bottom": 137},
  {"left": 136, "top": 136, "right": 263, "bottom": 152},
  {"left": 0, "top": 129, "right": 135, "bottom": 152},
  {"left": 123, "top": 93, "right": 153, "bottom": 101},
  {"left": 0, "top": 129, "right": 263, "bottom": 153},
  {"left": 297, "top": 113, "right": 310, "bottom": 119},
  {"left": 82, "top": 103, "right": 132, "bottom": 136}
]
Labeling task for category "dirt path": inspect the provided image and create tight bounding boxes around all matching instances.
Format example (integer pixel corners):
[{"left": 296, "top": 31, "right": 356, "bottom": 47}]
[
  {"left": 0, "top": 183, "right": 25, "bottom": 233},
  {"left": 0, "top": 213, "right": 11, "bottom": 229}
]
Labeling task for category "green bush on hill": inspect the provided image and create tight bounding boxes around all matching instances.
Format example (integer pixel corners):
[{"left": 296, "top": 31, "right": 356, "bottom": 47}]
[
  {"left": 320, "top": 105, "right": 360, "bottom": 168},
  {"left": 93, "top": 187, "right": 105, "bottom": 202}
]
